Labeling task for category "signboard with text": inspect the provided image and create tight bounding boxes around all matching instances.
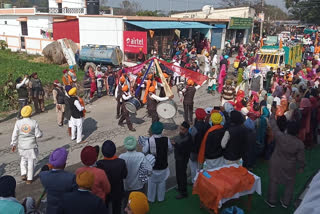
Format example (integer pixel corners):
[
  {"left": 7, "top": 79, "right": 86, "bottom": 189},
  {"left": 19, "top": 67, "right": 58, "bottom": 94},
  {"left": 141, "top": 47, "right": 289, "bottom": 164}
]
[
  {"left": 228, "top": 17, "right": 253, "bottom": 30},
  {"left": 123, "top": 31, "right": 147, "bottom": 54}
]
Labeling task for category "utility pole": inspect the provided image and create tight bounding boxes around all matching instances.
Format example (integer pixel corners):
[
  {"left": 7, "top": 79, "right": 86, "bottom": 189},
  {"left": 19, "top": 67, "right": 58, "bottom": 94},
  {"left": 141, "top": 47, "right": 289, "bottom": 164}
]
[
  {"left": 187, "top": 0, "right": 189, "bottom": 12},
  {"left": 169, "top": 0, "right": 172, "bottom": 15},
  {"left": 259, "top": 0, "right": 264, "bottom": 39}
]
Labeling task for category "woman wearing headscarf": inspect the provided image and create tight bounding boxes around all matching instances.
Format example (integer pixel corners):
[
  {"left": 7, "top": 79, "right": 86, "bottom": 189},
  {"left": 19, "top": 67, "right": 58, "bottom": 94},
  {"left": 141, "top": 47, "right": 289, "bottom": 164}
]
[
  {"left": 142, "top": 122, "right": 173, "bottom": 203},
  {"left": 255, "top": 105, "right": 270, "bottom": 159},
  {"left": 10, "top": 105, "right": 42, "bottom": 184},
  {"left": 285, "top": 102, "right": 298, "bottom": 121},
  {"left": 0, "top": 175, "right": 25, "bottom": 214},
  {"left": 266, "top": 111, "right": 305, "bottom": 209},
  {"left": 218, "top": 59, "right": 228, "bottom": 93}
]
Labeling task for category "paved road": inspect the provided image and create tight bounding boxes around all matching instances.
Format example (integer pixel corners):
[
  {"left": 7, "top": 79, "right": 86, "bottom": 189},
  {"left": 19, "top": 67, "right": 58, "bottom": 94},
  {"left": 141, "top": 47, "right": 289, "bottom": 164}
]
[{"left": 0, "top": 83, "right": 222, "bottom": 200}]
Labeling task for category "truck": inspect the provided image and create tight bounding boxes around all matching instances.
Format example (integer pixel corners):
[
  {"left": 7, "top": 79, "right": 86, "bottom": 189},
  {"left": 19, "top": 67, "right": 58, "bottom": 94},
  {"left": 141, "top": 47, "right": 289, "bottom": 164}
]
[
  {"left": 246, "top": 43, "right": 303, "bottom": 77},
  {"left": 78, "top": 44, "right": 123, "bottom": 71}
]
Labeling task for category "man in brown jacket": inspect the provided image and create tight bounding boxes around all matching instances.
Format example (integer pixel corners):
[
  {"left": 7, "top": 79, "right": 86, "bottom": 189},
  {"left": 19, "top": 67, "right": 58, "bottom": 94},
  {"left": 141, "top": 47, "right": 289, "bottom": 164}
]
[
  {"left": 265, "top": 110, "right": 305, "bottom": 209},
  {"left": 181, "top": 79, "right": 200, "bottom": 125}
]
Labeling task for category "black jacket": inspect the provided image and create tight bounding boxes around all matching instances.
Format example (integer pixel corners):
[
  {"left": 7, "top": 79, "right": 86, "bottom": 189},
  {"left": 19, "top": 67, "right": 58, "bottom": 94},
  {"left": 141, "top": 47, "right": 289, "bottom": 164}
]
[
  {"left": 59, "top": 190, "right": 107, "bottom": 214},
  {"left": 96, "top": 158, "right": 127, "bottom": 201},
  {"left": 191, "top": 121, "right": 210, "bottom": 154},
  {"left": 223, "top": 124, "right": 248, "bottom": 161},
  {"left": 205, "top": 127, "right": 225, "bottom": 159},
  {"left": 173, "top": 133, "right": 192, "bottom": 160}
]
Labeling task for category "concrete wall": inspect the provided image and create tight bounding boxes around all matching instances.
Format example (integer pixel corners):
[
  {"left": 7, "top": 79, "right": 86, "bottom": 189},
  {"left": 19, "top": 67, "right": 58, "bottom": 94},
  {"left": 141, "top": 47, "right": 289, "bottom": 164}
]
[
  {"left": 171, "top": 7, "right": 255, "bottom": 19},
  {"left": 0, "top": 15, "right": 52, "bottom": 38},
  {"left": 0, "top": 15, "right": 54, "bottom": 54},
  {"left": 79, "top": 16, "right": 123, "bottom": 50},
  {"left": 49, "top": 0, "right": 85, "bottom": 8}
]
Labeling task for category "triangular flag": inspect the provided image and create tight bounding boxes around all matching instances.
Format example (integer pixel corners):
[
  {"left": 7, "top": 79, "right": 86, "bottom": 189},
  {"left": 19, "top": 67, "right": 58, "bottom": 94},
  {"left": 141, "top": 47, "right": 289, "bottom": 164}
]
[
  {"left": 149, "top": 30, "right": 154, "bottom": 38},
  {"left": 260, "top": 38, "right": 264, "bottom": 48}
]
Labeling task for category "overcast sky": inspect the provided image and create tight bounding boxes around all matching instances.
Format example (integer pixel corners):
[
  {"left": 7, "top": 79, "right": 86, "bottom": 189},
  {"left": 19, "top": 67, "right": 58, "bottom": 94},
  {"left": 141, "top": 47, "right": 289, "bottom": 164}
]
[{"left": 106, "top": 0, "right": 287, "bottom": 12}]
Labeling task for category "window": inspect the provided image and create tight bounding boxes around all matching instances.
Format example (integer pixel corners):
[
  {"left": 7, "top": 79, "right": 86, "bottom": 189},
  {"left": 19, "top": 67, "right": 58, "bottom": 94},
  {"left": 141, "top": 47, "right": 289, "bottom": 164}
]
[
  {"left": 279, "top": 55, "right": 284, "bottom": 64},
  {"left": 269, "top": 55, "right": 275, "bottom": 64},
  {"left": 21, "top": 21, "right": 28, "bottom": 36},
  {"left": 58, "top": 3, "right": 62, "bottom": 13}
]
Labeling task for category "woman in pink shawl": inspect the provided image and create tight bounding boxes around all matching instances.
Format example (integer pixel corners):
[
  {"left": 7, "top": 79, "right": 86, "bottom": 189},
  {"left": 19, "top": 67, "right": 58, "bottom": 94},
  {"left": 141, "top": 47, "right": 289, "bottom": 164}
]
[
  {"left": 298, "top": 98, "right": 312, "bottom": 147},
  {"left": 218, "top": 64, "right": 227, "bottom": 93}
]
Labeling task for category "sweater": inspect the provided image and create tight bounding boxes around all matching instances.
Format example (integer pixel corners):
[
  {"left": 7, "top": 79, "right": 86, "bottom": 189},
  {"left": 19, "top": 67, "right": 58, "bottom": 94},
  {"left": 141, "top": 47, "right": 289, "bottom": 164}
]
[
  {"left": 119, "top": 151, "right": 152, "bottom": 191},
  {"left": 10, "top": 118, "right": 42, "bottom": 150},
  {"left": 75, "top": 166, "right": 111, "bottom": 201},
  {"left": 58, "top": 190, "right": 107, "bottom": 214},
  {"left": 0, "top": 197, "right": 24, "bottom": 214},
  {"left": 96, "top": 158, "right": 127, "bottom": 200},
  {"left": 39, "top": 170, "right": 77, "bottom": 214}
]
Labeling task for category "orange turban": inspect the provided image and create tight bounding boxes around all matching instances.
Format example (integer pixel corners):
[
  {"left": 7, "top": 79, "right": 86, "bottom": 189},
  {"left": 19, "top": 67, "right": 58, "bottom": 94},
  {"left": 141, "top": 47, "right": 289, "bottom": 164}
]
[
  {"left": 149, "top": 86, "right": 156, "bottom": 93},
  {"left": 147, "top": 74, "right": 153, "bottom": 80},
  {"left": 163, "top": 73, "right": 169, "bottom": 78},
  {"left": 120, "top": 76, "right": 125, "bottom": 83},
  {"left": 122, "top": 84, "right": 129, "bottom": 92},
  {"left": 187, "top": 79, "right": 194, "bottom": 86}
]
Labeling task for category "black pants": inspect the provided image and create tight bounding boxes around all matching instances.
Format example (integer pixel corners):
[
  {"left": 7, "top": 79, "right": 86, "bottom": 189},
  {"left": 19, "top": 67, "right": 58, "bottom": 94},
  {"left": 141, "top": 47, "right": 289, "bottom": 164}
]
[
  {"left": 148, "top": 110, "right": 159, "bottom": 124},
  {"left": 106, "top": 198, "right": 121, "bottom": 214},
  {"left": 175, "top": 158, "right": 189, "bottom": 195},
  {"left": 116, "top": 100, "right": 121, "bottom": 116},
  {"left": 183, "top": 103, "right": 193, "bottom": 124},
  {"left": 119, "top": 109, "right": 133, "bottom": 130},
  {"left": 17, "top": 99, "right": 28, "bottom": 118}
]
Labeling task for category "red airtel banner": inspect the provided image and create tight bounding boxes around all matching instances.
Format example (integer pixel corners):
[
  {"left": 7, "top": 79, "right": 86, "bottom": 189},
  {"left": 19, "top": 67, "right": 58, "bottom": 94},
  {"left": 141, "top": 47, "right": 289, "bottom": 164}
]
[{"left": 123, "top": 31, "right": 147, "bottom": 54}]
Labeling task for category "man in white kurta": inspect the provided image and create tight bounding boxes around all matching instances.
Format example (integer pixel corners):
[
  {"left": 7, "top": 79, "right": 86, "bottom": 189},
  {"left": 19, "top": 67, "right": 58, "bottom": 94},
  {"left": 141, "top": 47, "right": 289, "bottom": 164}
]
[
  {"left": 142, "top": 122, "right": 173, "bottom": 202},
  {"left": 11, "top": 105, "right": 42, "bottom": 184}
]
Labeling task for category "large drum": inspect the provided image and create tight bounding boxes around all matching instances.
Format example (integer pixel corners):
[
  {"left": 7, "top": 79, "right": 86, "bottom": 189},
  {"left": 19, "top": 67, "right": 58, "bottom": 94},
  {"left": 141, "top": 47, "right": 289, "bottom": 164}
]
[
  {"left": 156, "top": 100, "right": 177, "bottom": 119},
  {"left": 125, "top": 97, "right": 141, "bottom": 113}
]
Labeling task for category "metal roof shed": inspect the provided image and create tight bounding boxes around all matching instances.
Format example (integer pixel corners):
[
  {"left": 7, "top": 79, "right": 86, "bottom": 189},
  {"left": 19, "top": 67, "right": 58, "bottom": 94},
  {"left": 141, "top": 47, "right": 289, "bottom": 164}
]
[{"left": 125, "top": 21, "right": 216, "bottom": 29}]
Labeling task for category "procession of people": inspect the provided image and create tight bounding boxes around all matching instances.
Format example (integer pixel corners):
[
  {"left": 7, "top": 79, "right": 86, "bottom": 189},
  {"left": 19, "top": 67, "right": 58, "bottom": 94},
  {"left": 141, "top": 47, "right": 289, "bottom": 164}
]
[{"left": 2, "top": 29, "right": 320, "bottom": 214}]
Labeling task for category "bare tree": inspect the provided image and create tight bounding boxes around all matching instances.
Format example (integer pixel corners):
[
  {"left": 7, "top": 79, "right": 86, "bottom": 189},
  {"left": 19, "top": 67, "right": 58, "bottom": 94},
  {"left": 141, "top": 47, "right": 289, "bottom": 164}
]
[{"left": 119, "top": 0, "right": 141, "bottom": 15}]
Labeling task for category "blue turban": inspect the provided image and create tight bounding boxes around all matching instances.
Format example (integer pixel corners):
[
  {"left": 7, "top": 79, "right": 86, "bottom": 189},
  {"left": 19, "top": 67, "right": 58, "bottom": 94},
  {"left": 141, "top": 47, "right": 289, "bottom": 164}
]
[
  {"left": 69, "top": 65, "right": 74, "bottom": 69},
  {"left": 65, "top": 85, "right": 72, "bottom": 93},
  {"left": 0, "top": 175, "right": 16, "bottom": 197},
  {"left": 224, "top": 55, "right": 229, "bottom": 59},
  {"left": 102, "top": 140, "right": 116, "bottom": 158}
]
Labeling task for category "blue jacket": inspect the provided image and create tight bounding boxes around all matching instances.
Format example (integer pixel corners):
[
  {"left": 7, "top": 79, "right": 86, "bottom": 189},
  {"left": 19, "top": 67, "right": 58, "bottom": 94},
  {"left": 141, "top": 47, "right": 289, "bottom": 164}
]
[
  {"left": 0, "top": 197, "right": 24, "bottom": 214},
  {"left": 58, "top": 189, "right": 107, "bottom": 214},
  {"left": 40, "top": 170, "right": 77, "bottom": 214}
]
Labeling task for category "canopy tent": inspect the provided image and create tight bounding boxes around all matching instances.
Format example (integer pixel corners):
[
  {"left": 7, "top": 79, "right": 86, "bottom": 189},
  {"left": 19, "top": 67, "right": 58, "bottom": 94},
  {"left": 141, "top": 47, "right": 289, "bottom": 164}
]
[{"left": 125, "top": 21, "right": 216, "bottom": 30}]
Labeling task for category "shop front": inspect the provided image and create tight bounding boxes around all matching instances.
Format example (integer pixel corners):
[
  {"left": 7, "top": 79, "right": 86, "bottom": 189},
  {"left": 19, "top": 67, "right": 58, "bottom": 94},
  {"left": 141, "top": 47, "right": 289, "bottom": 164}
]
[
  {"left": 123, "top": 21, "right": 215, "bottom": 62},
  {"left": 226, "top": 17, "right": 253, "bottom": 45}
]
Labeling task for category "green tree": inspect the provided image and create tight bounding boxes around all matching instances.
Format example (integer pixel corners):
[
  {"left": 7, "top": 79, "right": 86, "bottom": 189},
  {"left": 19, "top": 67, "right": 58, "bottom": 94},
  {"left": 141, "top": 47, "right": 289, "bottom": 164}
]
[
  {"left": 285, "top": 0, "right": 320, "bottom": 23},
  {"left": 136, "top": 10, "right": 159, "bottom": 17}
]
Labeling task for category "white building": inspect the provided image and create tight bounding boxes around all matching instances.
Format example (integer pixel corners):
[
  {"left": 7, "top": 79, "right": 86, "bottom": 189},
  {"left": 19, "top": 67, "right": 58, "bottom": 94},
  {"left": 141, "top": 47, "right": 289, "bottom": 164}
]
[
  {"left": 171, "top": 6, "right": 255, "bottom": 20},
  {"left": 48, "top": 0, "right": 86, "bottom": 14},
  {"left": 0, "top": 8, "right": 59, "bottom": 54},
  {"left": 78, "top": 15, "right": 124, "bottom": 50}
]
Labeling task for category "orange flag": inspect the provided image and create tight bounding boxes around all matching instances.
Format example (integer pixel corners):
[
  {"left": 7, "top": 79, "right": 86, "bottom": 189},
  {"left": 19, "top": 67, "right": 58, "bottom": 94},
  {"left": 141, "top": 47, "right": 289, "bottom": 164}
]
[
  {"left": 279, "top": 38, "right": 283, "bottom": 49},
  {"left": 260, "top": 38, "right": 264, "bottom": 48}
]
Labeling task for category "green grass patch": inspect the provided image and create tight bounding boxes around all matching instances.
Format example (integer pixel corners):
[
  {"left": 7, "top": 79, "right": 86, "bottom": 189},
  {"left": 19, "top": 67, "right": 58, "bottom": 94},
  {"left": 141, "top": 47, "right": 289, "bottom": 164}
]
[{"left": 0, "top": 49, "right": 84, "bottom": 112}]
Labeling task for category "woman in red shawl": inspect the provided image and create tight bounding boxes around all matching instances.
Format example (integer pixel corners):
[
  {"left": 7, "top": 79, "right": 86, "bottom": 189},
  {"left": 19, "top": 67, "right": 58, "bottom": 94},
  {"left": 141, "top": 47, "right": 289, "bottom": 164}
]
[
  {"left": 298, "top": 98, "right": 312, "bottom": 147},
  {"left": 88, "top": 67, "right": 97, "bottom": 99},
  {"left": 234, "top": 90, "right": 245, "bottom": 111}
]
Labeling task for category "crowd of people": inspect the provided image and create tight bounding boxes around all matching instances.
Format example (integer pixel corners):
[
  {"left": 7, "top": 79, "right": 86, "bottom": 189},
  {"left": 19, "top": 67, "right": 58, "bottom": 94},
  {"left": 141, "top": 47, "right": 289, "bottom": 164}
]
[{"left": 4, "top": 29, "right": 320, "bottom": 214}]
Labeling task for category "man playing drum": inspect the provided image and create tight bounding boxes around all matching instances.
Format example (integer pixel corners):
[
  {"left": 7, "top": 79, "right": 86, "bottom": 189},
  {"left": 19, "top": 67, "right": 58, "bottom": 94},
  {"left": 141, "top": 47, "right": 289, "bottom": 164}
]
[
  {"left": 115, "top": 76, "right": 126, "bottom": 119},
  {"left": 147, "top": 86, "right": 169, "bottom": 123},
  {"left": 118, "top": 85, "right": 136, "bottom": 132}
]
